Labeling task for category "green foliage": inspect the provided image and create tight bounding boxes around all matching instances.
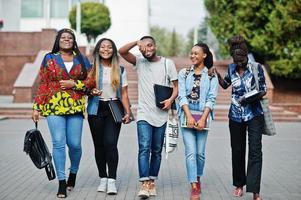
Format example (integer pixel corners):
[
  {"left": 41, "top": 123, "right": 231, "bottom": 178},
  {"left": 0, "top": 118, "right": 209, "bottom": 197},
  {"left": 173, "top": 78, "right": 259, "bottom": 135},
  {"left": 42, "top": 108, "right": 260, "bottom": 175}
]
[
  {"left": 185, "top": 29, "right": 194, "bottom": 56},
  {"left": 204, "top": 0, "right": 301, "bottom": 78},
  {"left": 185, "top": 20, "right": 209, "bottom": 55},
  {"left": 169, "top": 29, "right": 180, "bottom": 56},
  {"left": 69, "top": 2, "right": 111, "bottom": 42},
  {"left": 150, "top": 26, "right": 185, "bottom": 57}
]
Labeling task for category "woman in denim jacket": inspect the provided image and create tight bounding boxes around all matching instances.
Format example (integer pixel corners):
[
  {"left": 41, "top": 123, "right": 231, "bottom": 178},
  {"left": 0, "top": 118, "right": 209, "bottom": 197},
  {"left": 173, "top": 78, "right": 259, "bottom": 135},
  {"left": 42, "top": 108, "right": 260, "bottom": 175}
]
[
  {"left": 214, "top": 36, "right": 266, "bottom": 200},
  {"left": 86, "top": 38, "right": 132, "bottom": 195},
  {"left": 178, "top": 43, "right": 218, "bottom": 200}
]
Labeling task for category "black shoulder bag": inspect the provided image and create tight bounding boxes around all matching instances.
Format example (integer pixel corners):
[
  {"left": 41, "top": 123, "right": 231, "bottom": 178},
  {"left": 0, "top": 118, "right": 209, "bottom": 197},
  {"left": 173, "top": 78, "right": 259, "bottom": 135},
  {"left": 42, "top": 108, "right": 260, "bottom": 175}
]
[{"left": 23, "top": 122, "right": 56, "bottom": 180}]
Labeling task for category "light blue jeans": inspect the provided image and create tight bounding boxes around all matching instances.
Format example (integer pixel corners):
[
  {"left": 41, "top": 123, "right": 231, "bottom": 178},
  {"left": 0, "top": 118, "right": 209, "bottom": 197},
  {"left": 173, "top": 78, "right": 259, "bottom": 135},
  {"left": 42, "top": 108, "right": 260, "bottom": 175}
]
[
  {"left": 180, "top": 103, "right": 208, "bottom": 183},
  {"left": 47, "top": 114, "right": 83, "bottom": 180},
  {"left": 137, "top": 120, "right": 166, "bottom": 181}
]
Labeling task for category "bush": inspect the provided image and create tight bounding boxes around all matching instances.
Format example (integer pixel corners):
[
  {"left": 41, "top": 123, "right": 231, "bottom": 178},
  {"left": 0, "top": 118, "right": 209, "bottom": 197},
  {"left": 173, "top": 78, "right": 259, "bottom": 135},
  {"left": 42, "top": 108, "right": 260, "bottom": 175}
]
[{"left": 205, "top": 0, "right": 301, "bottom": 78}]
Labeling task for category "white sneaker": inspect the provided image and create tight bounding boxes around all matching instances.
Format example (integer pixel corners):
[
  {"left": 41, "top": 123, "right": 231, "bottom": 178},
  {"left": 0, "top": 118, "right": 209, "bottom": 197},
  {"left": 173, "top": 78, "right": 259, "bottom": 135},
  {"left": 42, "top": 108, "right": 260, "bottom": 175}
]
[
  {"left": 107, "top": 178, "right": 117, "bottom": 195},
  {"left": 97, "top": 178, "right": 107, "bottom": 192}
]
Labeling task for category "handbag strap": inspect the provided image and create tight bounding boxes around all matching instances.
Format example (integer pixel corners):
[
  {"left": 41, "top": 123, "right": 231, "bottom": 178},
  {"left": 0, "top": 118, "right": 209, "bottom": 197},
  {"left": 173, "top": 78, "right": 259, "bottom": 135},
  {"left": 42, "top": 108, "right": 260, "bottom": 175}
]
[
  {"left": 35, "top": 122, "right": 38, "bottom": 129},
  {"left": 164, "top": 58, "right": 169, "bottom": 85},
  {"left": 251, "top": 62, "right": 260, "bottom": 91}
]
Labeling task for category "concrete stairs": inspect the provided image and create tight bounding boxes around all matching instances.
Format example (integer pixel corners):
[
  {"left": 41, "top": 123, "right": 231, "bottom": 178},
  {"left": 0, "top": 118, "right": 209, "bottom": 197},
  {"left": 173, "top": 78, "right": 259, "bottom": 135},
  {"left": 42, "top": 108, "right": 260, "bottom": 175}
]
[
  {"left": 0, "top": 57, "right": 300, "bottom": 122},
  {"left": 124, "top": 58, "right": 301, "bottom": 122},
  {"left": 0, "top": 96, "right": 32, "bottom": 119}
]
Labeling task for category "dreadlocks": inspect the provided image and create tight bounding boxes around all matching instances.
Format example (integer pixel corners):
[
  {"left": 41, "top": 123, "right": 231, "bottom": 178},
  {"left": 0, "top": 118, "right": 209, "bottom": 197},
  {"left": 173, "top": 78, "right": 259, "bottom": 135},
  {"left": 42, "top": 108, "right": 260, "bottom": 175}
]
[{"left": 228, "top": 35, "right": 248, "bottom": 57}]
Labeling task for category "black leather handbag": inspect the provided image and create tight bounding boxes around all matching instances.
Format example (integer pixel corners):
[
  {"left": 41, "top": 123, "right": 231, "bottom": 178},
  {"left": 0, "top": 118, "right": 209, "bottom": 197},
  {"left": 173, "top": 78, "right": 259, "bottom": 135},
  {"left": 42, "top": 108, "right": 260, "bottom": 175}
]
[
  {"left": 23, "top": 122, "right": 56, "bottom": 180},
  {"left": 153, "top": 58, "right": 176, "bottom": 110}
]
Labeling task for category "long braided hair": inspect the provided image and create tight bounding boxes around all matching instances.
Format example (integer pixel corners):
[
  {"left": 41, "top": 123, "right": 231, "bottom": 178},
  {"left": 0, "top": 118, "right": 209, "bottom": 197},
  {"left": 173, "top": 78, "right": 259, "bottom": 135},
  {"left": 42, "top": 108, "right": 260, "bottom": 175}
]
[{"left": 50, "top": 28, "right": 87, "bottom": 80}]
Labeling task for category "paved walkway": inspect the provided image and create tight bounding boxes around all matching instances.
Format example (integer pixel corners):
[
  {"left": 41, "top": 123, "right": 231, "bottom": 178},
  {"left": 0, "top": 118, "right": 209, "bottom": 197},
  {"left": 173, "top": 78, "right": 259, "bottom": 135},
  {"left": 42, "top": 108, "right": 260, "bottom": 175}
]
[{"left": 0, "top": 119, "right": 300, "bottom": 200}]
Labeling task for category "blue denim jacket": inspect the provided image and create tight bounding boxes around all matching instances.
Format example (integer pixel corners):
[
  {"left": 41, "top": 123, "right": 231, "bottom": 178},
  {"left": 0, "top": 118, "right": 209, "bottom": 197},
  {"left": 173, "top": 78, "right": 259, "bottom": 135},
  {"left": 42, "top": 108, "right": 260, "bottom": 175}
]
[
  {"left": 87, "top": 66, "right": 123, "bottom": 115},
  {"left": 177, "top": 66, "right": 219, "bottom": 118},
  {"left": 222, "top": 61, "right": 267, "bottom": 122}
]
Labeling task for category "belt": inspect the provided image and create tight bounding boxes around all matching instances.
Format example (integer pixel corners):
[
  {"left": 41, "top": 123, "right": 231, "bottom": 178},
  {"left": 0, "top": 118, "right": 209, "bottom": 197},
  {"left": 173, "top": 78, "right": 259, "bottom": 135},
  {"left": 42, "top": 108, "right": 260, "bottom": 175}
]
[{"left": 99, "top": 97, "right": 118, "bottom": 102}]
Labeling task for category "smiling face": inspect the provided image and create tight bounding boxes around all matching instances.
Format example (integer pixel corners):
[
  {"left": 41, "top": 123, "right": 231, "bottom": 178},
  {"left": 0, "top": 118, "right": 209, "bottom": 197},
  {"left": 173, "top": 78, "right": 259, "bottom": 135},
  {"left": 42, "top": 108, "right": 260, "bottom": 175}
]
[
  {"left": 59, "top": 32, "right": 74, "bottom": 51},
  {"left": 141, "top": 38, "right": 157, "bottom": 59},
  {"left": 99, "top": 40, "right": 113, "bottom": 60},
  {"left": 190, "top": 46, "right": 206, "bottom": 66}
]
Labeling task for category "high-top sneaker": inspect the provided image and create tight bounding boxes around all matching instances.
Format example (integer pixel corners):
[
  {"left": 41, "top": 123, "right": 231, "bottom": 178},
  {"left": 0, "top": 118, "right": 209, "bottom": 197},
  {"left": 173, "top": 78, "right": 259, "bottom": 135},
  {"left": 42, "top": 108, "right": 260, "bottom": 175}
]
[
  {"left": 107, "top": 178, "right": 117, "bottom": 195},
  {"left": 148, "top": 181, "right": 157, "bottom": 196},
  {"left": 97, "top": 177, "right": 107, "bottom": 192},
  {"left": 137, "top": 181, "right": 150, "bottom": 199}
]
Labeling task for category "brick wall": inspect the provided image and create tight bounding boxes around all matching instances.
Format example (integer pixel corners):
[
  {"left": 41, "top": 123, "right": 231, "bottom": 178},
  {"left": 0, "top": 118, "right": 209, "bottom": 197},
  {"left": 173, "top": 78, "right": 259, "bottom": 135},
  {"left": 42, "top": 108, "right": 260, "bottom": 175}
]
[{"left": 0, "top": 29, "right": 57, "bottom": 95}]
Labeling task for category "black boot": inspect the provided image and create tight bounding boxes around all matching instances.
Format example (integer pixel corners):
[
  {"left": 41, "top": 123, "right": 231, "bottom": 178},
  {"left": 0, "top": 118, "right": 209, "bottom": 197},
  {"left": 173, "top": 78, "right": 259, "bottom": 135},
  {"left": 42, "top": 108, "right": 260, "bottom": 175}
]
[
  {"left": 67, "top": 172, "right": 76, "bottom": 191},
  {"left": 57, "top": 180, "right": 67, "bottom": 198}
]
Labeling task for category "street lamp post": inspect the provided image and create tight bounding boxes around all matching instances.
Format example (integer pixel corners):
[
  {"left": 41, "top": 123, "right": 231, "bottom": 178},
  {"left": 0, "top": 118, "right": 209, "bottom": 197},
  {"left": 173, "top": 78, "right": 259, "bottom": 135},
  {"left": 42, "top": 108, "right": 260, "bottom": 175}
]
[{"left": 76, "top": 1, "right": 81, "bottom": 35}]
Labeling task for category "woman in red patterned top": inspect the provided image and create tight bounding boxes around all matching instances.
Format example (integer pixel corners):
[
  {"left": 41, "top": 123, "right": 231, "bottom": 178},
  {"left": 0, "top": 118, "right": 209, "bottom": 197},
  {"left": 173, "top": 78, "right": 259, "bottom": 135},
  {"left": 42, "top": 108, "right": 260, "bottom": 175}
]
[{"left": 32, "top": 28, "right": 93, "bottom": 198}]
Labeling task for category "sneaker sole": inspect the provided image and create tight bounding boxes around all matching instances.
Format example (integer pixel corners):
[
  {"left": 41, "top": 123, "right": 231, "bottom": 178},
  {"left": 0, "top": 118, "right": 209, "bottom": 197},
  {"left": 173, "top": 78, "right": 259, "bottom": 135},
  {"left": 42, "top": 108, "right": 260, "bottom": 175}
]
[
  {"left": 138, "top": 194, "right": 149, "bottom": 199},
  {"left": 107, "top": 192, "right": 117, "bottom": 195}
]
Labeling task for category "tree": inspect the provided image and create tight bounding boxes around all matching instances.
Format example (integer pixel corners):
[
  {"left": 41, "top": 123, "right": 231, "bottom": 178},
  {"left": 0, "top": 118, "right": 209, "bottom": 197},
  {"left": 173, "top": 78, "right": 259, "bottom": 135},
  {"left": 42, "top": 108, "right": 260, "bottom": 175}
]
[
  {"left": 169, "top": 29, "right": 181, "bottom": 56},
  {"left": 185, "top": 20, "right": 209, "bottom": 55},
  {"left": 69, "top": 2, "right": 111, "bottom": 43},
  {"left": 150, "top": 26, "right": 185, "bottom": 57},
  {"left": 204, "top": 0, "right": 301, "bottom": 78}
]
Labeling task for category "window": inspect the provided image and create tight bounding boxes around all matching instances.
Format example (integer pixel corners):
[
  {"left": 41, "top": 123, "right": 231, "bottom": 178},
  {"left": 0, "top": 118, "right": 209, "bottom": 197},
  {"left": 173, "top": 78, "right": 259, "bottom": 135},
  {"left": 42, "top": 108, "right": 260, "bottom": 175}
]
[
  {"left": 21, "top": 0, "right": 44, "bottom": 18},
  {"left": 51, "top": 0, "right": 69, "bottom": 18}
]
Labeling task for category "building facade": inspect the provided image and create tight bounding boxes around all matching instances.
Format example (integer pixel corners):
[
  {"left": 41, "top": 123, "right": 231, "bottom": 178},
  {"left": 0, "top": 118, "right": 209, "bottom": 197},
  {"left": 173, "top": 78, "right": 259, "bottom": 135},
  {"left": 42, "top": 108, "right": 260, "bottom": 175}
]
[{"left": 0, "top": 0, "right": 150, "bottom": 47}]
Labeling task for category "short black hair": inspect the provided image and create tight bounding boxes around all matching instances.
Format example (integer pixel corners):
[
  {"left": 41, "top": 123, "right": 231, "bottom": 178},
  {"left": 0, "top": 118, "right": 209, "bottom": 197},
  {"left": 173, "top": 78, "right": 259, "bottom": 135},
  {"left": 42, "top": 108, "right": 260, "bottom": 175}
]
[
  {"left": 228, "top": 35, "right": 248, "bottom": 56},
  {"left": 140, "top": 36, "right": 156, "bottom": 44}
]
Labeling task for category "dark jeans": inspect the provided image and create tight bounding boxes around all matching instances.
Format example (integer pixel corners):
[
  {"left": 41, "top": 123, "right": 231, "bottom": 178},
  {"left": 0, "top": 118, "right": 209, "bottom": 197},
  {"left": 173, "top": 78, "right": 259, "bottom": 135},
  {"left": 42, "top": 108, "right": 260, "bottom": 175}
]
[
  {"left": 229, "top": 115, "right": 264, "bottom": 193},
  {"left": 88, "top": 100, "right": 121, "bottom": 179}
]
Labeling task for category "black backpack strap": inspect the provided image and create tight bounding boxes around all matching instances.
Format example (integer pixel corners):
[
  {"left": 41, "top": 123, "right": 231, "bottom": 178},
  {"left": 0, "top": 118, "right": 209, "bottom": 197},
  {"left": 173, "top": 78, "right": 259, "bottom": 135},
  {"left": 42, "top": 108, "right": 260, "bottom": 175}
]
[{"left": 120, "top": 65, "right": 124, "bottom": 74}]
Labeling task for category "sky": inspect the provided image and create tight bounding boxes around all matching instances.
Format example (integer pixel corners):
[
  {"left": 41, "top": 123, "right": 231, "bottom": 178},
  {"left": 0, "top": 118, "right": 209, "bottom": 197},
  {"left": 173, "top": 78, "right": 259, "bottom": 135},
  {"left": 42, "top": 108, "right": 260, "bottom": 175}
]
[{"left": 149, "top": 0, "right": 207, "bottom": 37}]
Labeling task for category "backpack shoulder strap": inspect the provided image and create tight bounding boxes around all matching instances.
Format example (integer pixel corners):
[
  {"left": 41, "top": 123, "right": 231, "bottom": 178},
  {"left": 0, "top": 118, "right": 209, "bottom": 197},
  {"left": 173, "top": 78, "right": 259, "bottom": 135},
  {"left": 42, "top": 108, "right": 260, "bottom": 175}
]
[
  {"left": 120, "top": 65, "right": 124, "bottom": 74},
  {"left": 184, "top": 67, "right": 191, "bottom": 79}
]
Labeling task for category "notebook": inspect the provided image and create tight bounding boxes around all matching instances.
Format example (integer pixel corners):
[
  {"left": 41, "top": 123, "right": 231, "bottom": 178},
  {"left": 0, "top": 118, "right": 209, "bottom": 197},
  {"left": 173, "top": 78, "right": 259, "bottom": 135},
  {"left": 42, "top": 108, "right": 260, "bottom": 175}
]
[
  {"left": 181, "top": 110, "right": 211, "bottom": 130},
  {"left": 153, "top": 84, "right": 176, "bottom": 110},
  {"left": 108, "top": 100, "right": 124, "bottom": 123}
]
